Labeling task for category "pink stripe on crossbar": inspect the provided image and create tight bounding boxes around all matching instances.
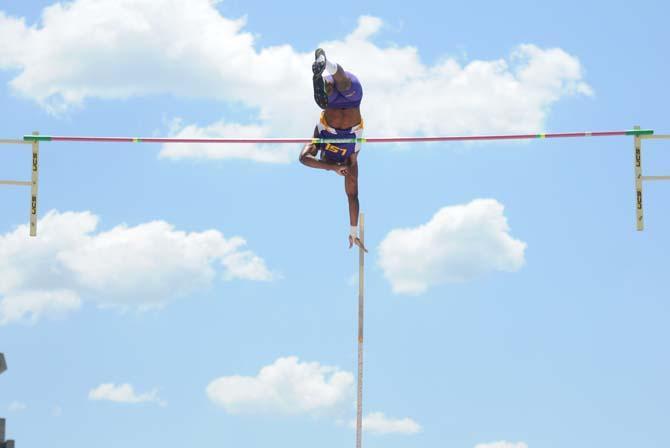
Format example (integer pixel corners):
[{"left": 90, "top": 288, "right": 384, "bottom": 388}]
[{"left": 43, "top": 130, "right": 631, "bottom": 144}]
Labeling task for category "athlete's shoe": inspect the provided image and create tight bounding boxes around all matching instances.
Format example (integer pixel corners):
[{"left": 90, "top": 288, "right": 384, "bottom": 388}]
[
  {"left": 312, "top": 48, "right": 328, "bottom": 109},
  {"left": 312, "top": 48, "right": 327, "bottom": 75}
]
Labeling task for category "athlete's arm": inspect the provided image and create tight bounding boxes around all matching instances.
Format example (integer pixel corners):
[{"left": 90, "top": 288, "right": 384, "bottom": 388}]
[{"left": 299, "top": 127, "right": 346, "bottom": 173}]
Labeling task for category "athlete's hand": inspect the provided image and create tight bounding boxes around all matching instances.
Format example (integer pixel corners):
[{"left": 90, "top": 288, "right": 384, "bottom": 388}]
[
  {"left": 349, "top": 235, "right": 368, "bottom": 253},
  {"left": 334, "top": 166, "right": 349, "bottom": 176}
]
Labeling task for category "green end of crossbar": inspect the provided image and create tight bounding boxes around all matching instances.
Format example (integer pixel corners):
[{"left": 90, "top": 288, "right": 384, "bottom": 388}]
[
  {"left": 23, "top": 135, "right": 51, "bottom": 142},
  {"left": 626, "top": 129, "right": 654, "bottom": 136}
]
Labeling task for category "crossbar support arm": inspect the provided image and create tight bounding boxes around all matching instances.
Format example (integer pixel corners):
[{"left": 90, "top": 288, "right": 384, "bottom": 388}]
[{"left": 0, "top": 181, "right": 31, "bottom": 186}]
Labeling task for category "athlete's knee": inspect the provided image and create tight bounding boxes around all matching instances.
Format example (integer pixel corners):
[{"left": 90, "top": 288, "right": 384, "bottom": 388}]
[
  {"left": 299, "top": 145, "right": 315, "bottom": 164},
  {"left": 335, "top": 75, "right": 352, "bottom": 93}
]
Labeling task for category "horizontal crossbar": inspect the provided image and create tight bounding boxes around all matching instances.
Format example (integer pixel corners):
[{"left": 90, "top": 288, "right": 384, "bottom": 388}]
[
  {"left": 22, "top": 129, "right": 655, "bottom": 145},
  {"left": 0, "top": 139, "right": 32, "bottom": 145},
  {"left": 641, "top": 134, "right": 670, "bottom": 140},
  {"left": 642, "top": 176, "right": 670, "bottom": 181},
  {"left": 0, "top": 180, "right": 31, "bottom": 186}
]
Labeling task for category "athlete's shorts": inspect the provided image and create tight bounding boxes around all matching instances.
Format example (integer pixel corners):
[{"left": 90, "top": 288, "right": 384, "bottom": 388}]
[
  {"left": 315, "top": 111, "right": 364, "bottom": 165},
  {"left": 324, "top": 71, "right": 363, "bottom": 109}
]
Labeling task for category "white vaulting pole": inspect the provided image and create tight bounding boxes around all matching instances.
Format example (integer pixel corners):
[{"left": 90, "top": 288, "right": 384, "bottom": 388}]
[{"left": 355, "top": 213, "right": 365, "bottom": 448}]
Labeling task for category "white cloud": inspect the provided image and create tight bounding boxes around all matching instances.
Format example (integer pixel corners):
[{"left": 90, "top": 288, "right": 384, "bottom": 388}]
[
  {"left": 0, "top": 2, "right": 591, "bottom": 161},
  {"left": 0, "top": 290, "right": 81, "bottom": 325},
  {"left": 475, "top": 442, "right": 528, "bottom": 448},
  {"left": 378, "top": 199, "right": 526, "bottom": 295},
  {"left": 0, "top": 210, "right": 276, "bottom": 325},
  {"left": 159, "top": 119, "right": 294, "bottom": 163},
  {"left": 89, "top": 383, "right": 166, "bottom": 406},
  {"left": 206, "top": 356, "right": 354, "bottom": 415},
  {"left": 351, "top": 412, "right": 422, "bottom": 435},
  {"left": 8, "top": 401, "right": 27, "bottom": 412}
]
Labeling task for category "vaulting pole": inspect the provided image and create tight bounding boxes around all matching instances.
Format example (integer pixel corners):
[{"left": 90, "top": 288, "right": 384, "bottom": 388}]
[{"left": 355, "top": 213, "right": 365, "bottom": 448}]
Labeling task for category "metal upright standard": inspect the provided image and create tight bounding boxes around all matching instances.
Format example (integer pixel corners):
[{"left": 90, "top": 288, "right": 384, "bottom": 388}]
[
  {"left": 355, "top": 213, "right": 366, "bottom": 448},
  {"left": 0, "top": 132, "right": 40, "bottom": 237},
  {"left": 634, "top": 126, "right": 670, "bottom": 231}
]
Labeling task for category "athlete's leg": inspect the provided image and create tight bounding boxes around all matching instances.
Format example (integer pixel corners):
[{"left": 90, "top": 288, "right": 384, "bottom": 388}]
[
  {"left": 344, "top": 156, "right": 366, "bottom": 251},
  {"left": 331, "top": 64, "right": 352, "bottom": 93},
  {"left": 313, "top": 48, "right": 356, "bottom": 106},
  {"left": 344, "top": 156, "right": 359, "bottom": 227}
]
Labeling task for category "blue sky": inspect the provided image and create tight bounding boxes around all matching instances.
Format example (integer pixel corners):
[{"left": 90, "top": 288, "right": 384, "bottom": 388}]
[{"left": 1, "top": 1, "right": 669, "bottom": 448}]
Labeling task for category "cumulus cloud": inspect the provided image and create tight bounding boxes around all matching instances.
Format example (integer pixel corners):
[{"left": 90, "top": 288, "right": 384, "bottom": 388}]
[
  {"left": 0, "top": 290, "right": 81, "bottom": 325},
  {"left": 351, "top": 412, "right": 422, "bottom": 435},
  {"left": 159, "top": 119, "right": 294, "bottom": 163},
  {"left": 0, "top": 210, "right": 276, "bottom": 325},
  {"left": 89, "top": 383, "right": 166, "bottom": 406},
  {"left": 206, "top": 356, "right": 354, "bottom": 415},
  {"left": 8, "top": 401, "right": 28, "bottom": 412},
  {"left": 0, "top": 2, "right": 591, "bottom": 161},
  {"left": 475, "top": 442, "right": 528, "bottom": 448},
  {"left": 378, "top": 199, "right": 526, "bottom": 295}
]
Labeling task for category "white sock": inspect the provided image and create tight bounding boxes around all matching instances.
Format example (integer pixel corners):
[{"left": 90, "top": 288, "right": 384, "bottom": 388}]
[
  {"left": 325, "top": 59, "right": 339, "bottom": 75},
  {"left": 350, "top": 226, "right": 358, "bottom": 237}
]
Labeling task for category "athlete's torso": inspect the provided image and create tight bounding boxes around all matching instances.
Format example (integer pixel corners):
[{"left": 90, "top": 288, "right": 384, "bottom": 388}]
[{"left": 316, "top": 112, "right": 364, "bottom": 165}]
